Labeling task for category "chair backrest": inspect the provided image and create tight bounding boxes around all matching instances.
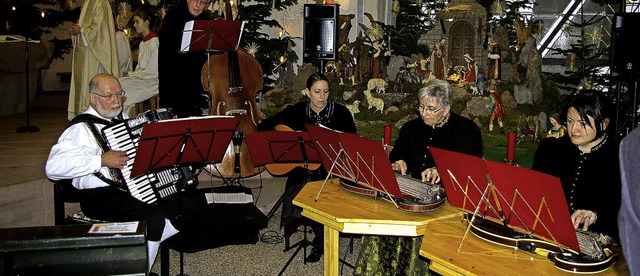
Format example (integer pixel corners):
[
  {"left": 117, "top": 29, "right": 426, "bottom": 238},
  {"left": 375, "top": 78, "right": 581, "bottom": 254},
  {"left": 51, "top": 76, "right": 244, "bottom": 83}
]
[{"left": 52, "top": 179, "right": 83, "bottom": 225}]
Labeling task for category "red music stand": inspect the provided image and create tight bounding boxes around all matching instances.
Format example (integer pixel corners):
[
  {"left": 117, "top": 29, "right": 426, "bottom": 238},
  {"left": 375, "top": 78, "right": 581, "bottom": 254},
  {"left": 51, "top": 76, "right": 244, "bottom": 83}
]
[
  {"left": 305, "top": 124, "right": 403, "bottom": 201},
  {"left": 429, "top": 146, "right": 580, "bottom": 251},
  {"left": 244, "top": 130, "right": 322, "bottom": 221},
  {"left": 244, "top": 130, "right": 321, "bottom": 170},
  {"left": 180, "top": 20, "right": 245, "bottom": 53},
  {"left": 131, "top": 116, "right": 239, "bottom": 178}
]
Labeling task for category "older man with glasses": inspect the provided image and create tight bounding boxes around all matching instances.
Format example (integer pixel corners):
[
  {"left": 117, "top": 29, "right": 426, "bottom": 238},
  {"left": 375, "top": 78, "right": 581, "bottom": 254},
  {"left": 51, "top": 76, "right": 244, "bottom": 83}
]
[
  {"left": 46, "top": 73, "right": 207, "bottom": 274},
  {"left": 158, "top": 0, "right": 215, "bottom": 118}
]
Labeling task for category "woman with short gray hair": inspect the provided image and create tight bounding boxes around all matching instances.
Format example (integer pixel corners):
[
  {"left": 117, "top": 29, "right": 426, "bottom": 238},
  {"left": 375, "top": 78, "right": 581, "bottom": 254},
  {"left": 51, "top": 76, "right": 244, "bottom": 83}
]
[
  {"left": 390, "top": 79, "right": 482, "bottom": 182},
  {"left": 355, "top": 79, "right": 483, "bottom": 275}
]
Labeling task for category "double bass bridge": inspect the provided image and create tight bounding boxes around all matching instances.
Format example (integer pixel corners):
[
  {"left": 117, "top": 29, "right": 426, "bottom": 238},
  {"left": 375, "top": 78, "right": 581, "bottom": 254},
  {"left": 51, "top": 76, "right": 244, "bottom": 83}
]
[
  {"left": 226, "top": 109, "right": 247, "bottom": 116},
  {"left": 216, "top": 101, "right": 247, "bottom": 116}
]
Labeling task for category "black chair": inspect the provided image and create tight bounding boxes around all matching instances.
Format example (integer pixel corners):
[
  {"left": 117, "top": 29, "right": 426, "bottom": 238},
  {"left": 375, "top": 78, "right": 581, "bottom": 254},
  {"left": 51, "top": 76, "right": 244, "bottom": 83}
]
[{"left": 52, "top": 179, "right": 101, "bottom": 225}]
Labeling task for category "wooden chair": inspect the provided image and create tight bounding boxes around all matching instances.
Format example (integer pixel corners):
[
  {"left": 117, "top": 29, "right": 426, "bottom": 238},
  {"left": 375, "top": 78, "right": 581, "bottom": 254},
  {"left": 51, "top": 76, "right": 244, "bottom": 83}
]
[{"left": 130, "top": 94, "right": 160, "bottom": 117}]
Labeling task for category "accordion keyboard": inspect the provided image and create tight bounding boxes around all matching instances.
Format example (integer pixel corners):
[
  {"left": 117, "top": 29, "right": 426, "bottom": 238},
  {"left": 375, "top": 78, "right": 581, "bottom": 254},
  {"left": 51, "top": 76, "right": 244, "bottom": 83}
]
[{"left": 102, "top": 109, "right": 190, "bottom": 204}]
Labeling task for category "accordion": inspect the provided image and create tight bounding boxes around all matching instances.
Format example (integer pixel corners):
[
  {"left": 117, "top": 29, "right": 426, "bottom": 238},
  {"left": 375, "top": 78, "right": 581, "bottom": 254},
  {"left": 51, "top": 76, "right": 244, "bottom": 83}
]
[{"left": 101, "top": 109, "right": 196, "bottom": 204}]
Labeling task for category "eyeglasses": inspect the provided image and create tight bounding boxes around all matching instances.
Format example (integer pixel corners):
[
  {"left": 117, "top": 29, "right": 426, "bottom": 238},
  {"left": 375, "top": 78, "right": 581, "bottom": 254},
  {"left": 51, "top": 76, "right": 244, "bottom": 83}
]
[
  {"left": 417, "top": 104, "right": 443, "bottom": 114},
  {"left": 190, "top": 0, "right": 210, "bottom": 6},
  {"left": 92, "top": 90, "right": 126, "bottom": 101}
]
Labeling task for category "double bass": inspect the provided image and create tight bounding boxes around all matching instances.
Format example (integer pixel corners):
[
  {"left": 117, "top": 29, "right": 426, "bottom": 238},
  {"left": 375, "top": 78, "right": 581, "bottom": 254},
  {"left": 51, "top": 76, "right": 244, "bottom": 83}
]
[{"left": 201, "top": 0, "right": 264, "bottom": 178}]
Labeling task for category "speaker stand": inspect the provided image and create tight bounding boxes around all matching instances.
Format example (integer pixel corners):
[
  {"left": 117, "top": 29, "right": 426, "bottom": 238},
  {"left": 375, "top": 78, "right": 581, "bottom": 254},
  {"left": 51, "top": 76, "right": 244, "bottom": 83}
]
[{"left": 309, "top": 59, "right": 326, "bottom": 75}]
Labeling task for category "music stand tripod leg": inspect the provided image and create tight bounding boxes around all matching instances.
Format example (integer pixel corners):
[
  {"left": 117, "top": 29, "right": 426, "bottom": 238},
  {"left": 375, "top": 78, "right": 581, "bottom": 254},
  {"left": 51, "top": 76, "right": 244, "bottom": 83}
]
[
  {"left": 265, "top": 191, "right": 284, "bottom": 222},
  {"left": 278, "top": 221, "right": 310, "bottom": 276},
  {"left": 278, "top": 167, "right": 315, "bottom": 274},
  {"left": 339, "top": 236, "right": 356, "bottom": 271}
]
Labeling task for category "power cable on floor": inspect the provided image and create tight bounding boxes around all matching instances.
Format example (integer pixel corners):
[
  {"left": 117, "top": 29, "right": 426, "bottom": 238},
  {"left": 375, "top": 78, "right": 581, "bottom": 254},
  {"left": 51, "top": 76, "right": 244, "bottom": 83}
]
[{"left": 260, "top": 229, "right": 284, "bottom": 244}]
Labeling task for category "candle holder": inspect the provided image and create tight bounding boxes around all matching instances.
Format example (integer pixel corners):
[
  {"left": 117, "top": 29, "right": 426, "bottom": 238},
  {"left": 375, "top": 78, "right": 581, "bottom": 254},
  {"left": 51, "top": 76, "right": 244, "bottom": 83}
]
[
  {"left": 503, "top": 158, "right": 518, "bottom": 166},
  {"left": 383, "top": 144, "right": 393, "bottom": 155}
]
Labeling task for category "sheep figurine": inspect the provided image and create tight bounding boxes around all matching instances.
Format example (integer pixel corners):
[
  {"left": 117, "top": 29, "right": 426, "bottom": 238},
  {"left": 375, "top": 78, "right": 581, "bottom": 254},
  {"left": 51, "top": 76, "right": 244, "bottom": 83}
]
[
  {"left": 363, "top": 90, "right": 384, "bottom": 113},
  {"left": 345, "top": 100, "right": 361, "bottom": 117},
  {"left": 366, "top": 78, "right": 387, "bottom": 94}
]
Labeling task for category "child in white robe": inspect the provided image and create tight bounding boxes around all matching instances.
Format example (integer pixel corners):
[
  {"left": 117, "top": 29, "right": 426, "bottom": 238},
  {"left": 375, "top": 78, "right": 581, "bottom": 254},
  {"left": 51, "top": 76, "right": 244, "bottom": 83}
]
[{"left": 120, "top": 9, "right": 159, "bottom": 116}]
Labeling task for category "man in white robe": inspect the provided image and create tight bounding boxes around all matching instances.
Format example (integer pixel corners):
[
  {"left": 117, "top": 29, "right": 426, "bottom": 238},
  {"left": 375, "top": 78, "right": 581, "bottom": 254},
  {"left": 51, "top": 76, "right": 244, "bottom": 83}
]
[{"left": 67, "top": 0, "right": 119, "bottom": 120}]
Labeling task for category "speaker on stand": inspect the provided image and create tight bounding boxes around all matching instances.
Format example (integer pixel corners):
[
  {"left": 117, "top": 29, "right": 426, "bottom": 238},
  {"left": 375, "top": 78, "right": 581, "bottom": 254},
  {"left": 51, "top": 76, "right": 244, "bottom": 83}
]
[
  {"left": 303, "top": 4, "right": 338, "bottom": 74},
  {"left": 610, "top": 13, "right": 640, "bottom": 137}
]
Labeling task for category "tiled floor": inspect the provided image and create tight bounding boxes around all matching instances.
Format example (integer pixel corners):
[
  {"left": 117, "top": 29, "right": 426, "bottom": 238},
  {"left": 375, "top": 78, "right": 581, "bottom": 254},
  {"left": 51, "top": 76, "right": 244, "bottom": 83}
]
[{"left": 0, "top": 91, "right": 68, "bottom": 188}]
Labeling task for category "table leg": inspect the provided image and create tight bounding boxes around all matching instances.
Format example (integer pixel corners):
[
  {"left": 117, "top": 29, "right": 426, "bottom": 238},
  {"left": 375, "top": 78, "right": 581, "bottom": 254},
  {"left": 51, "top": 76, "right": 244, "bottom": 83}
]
[{"left": 323, "top": 225, "right": 339, "bottom": 275}]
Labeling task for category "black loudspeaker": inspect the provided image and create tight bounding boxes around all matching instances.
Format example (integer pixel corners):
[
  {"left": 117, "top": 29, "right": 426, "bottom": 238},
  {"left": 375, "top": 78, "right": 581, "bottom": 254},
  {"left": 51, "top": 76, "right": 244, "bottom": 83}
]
[
  {"left": 303, "top": 4, "right": 338, "bottom": 61},
  {"left": 611, "top": 13, "right": 640, "bottom": 79}
]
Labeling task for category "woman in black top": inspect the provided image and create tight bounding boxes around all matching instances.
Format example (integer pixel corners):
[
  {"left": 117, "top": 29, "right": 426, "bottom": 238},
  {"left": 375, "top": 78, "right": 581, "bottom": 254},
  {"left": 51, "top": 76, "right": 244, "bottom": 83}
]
[
  {"left": 532, "top": 91, "right": 620, "bottom": 239},
  {"left": 355, "top": 79, "right": 483, "bottom": 276},
  {"left": 390, "top": 79, "right": 483, "bottom": 181},
  {"left": 257, "top": 73, "right": 356, "bottom": 262},
  {"left": 258, "top": 74, "right": 356, "bottom": 133}
]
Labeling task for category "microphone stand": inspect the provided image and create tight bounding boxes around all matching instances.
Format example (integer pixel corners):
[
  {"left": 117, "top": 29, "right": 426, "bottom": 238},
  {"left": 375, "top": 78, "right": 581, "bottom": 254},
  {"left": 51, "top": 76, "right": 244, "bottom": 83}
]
[{"left": 16, "top": 34, "right": 40, "bottom": 133}]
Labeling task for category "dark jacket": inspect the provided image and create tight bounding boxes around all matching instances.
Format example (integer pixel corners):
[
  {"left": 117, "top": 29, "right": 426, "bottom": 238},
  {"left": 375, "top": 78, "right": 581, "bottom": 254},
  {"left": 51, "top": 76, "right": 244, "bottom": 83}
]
[
  {"left": 389, "top": 112, "right": 483, "bottom": 179},
  {"left": 158, "top": 1, "right": 211, "bottom": 117},
  {"left": 532, "top": 135, "right": 621, "bottom": 239},
  {"left": 257, "top": 101, "right": 356, "bottom": 134}
]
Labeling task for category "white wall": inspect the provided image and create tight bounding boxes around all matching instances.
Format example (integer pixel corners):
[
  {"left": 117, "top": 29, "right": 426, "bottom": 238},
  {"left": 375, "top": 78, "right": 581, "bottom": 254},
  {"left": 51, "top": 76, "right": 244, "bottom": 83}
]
[{"left": 41, "top": 21, "right": 73, "bottom": 92}]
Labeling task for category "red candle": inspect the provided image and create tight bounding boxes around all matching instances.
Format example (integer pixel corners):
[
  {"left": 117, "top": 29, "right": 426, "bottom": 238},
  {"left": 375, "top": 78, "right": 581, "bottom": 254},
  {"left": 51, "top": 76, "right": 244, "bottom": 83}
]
[
  {"left": 384, "top": 126, "right": 391, "bottom": 145},
  {"left": 507, "top": 132, "right": 516, "bottom": 162}
]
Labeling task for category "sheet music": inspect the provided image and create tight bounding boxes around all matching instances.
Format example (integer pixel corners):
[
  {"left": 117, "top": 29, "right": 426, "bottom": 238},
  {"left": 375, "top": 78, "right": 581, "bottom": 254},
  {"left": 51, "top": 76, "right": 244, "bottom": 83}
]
[
  {"left": 206, "top": 192, "right": 253, "bottom": 204},
  {"left": 180, "top": 21, "right": 195, "bottom": 52},
  {"left": 180, "top": 20, "right": 245, "bottom": 52},
  {"left": 160, "top": 114, "right": 233, "bottom": 122}
]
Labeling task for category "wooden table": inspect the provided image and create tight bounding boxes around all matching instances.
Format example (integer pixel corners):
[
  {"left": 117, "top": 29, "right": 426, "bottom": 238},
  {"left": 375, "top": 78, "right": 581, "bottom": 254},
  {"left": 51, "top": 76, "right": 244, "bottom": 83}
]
[
  {"left": 293, "top": 178, "right": 461, "bottom": 275},
  {"left": 419, "top": 216, "right": 628, "bottom": 275}
]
